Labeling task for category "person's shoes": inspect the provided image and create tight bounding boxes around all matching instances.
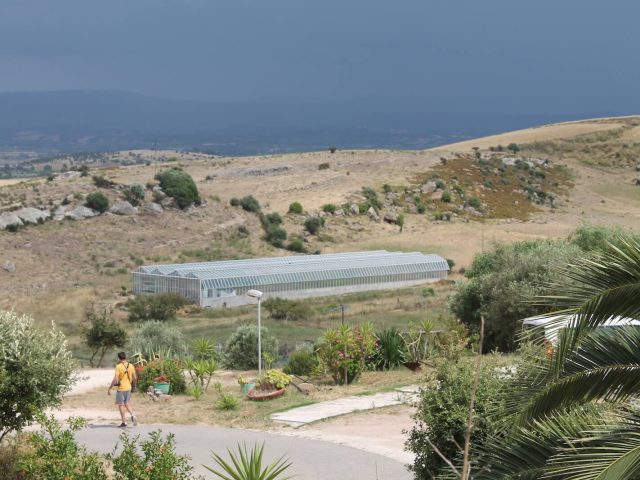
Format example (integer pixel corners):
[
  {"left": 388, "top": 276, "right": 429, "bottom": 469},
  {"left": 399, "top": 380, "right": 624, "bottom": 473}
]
[
  {"left": 119, "top": 422, "right": 127, "bottom": 428},
  {"left": 131, "top": 415, "right": 138, "bottom": 426}
]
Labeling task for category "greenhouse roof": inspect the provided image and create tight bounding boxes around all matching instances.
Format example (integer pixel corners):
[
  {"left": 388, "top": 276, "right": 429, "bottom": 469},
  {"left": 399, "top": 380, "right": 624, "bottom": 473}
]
[{"left": 133, "top": 251, "right": 449, "bottom": 289}]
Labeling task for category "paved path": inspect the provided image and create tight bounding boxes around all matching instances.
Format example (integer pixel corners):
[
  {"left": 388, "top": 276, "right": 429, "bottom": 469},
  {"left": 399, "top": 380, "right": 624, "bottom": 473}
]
[
  {"left": 76, "top": 424, "right": 411, "bottom": 480},
  {"left": 271, "top": 386, "right": 419, "bottom": 427}
]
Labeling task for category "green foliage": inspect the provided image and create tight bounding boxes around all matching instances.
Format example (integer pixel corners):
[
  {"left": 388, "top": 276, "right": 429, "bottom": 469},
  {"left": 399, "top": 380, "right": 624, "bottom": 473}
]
[
  {"left": 19, "top": 415, "right": 108, "bottom": 480},
  {"left": 184, "top": 338, "right": 218, "bottom": 392},
  {"left": 441, "top": 190, "right": 452, "bottom": 203},
  {"left": 85, "top": 192, "right": 109, "bottom": 212},
  {"left": 138, "top": 358, "right": 186, "bottom": 394},
  {"left": 128, "top": 320, "right": 187, "bottom": 361},
  {"left": 283, "top": 348, "right": 318, "bottom": 376},
  {"left": 318, "top": 162, "right": 330, "bottom": 169},
  {"left": 239, "top": 195, "right": 261, "bottom": 212},
  {"left": 568, "top": 223, "right": 640, "bottom": 252},
  {"left": 229, "top": 197, "right": 240, "bottom": 207},
  {"left": 382, "top": 183, "right": 392, "bottom": 193},
  {"left": 265, "top": 212, "right": 282, "bottom": 225},
  {"left": 467, "top": 196, "right": 482, "bottom": 209},
  {"left": 0, "top": 311, "right": 76, "bottom": 442},
  {"left": 288, "top": 201, "right": 303, "bottom": 214},
  {"left": 83, "top": 305, "right": 127, "bottom": 368},
  {"left": 361, "top": 186, "right": 382, "bottom": 210},
  {"left": 263, "top": 297, "right": 311, "bottom": 321},
  {"left": 109, "top": 430, "right": 198, "bottom": 480},
  {"left": 450, "top": 239, "right": 580, "bottom": 351},
  {"left": 304, "top": 216, "right": 324, "bottom": 235},
  {"left": 406, "top": 356, "right": 507, "bottom": 479},
  {"left": 224, "top": 325, "right": 279, "bottom": 370},
  {"left": 264, "top": 225, "right": 287, "bottom": 248},
  {"left": 397, "top": 213, "right": 405, "bottom": 232},
  {"left": 316, "top": 323, "right": 376, "bottom": 385},
  {"left": 508, "top": 142, "right": 521, "bottom": 153},
  {"left": 92, "top": 175, "right": 117, "bottom": 188},
  {"left": 155, "top": 167, "right": 200, "bottom": 209},
  {"left": 435, "top": 179, "right": 446, "bottom": 189},
  {"left": 257, "top": 369, "right": 291, "bottom": 390},
  {"left": 126, "top": 293, "right": 189, "bottom": 323},
  {"left": 370, "top": 327, "right": 407, "bottom": 370},
  {"left": 205, "top": 443, "right": 292, "bottom": 480},
  {"left": 286, "top": 238, "right": 306, "bottom": 253},
  {"left": 123, "top": 184, "right": 145, "bottom": 206},
  {"left": 322, "top": 203, "right": 336, "bottom": 214},
  {"left": 215, "top": 391, "right": 239, "bottom": 411}
]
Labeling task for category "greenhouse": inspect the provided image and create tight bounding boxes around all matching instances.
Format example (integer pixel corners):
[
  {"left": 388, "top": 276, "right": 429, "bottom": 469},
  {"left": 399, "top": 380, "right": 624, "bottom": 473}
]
[{"left": 131, "top": 250, "right": 450, "bottom": 307}]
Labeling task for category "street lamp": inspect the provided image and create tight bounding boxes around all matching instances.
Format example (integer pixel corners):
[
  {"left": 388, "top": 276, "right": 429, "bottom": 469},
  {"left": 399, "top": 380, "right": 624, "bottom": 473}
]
[{"left": 247, "top": 289, "right": 264, "bottom": 375}]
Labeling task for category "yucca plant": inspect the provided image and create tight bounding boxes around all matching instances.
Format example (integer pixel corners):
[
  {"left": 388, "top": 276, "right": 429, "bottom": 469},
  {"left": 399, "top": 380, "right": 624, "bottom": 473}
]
[{"left": 204, "top": 443, "right": 292, "bottom": 480}]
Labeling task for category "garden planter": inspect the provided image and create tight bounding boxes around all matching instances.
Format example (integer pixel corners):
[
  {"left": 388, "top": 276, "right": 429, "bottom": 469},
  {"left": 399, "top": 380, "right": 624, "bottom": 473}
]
[
  {"left": 153, "top": 382, "right": 171, "bottom": 394},
  {"left": 240, "top": 382, "right": 255, "bottom": 395},
  {"left": 246, "top": 387, "right": 285, "bottom": 401}
]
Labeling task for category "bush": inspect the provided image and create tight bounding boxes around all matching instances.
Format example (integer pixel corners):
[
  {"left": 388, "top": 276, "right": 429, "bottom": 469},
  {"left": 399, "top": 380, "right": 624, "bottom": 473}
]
[
  {"left": 568, "top": 224, "right": 640, "bottom": 252},
  {"left": 264, "top": 225, "right": 287, "bottom": 248},
  {"left": 85, "top": 192, "right": 109, "bottom": 212},
  {"left": 265, "top": 212, "right": 282, "bottom": 225},
  {"left": 508, "top": 142, "right": 521, "bottom": 154},
  {"left": 0, "top": 311, "right": 76, "bottom": 441},
  {"left": 304, "top": 217, "right": 324, "bottom": 235},
  {"left": 406, "top": 356, "right": 507, "bottom": 478},
  {"left": 287, "top": 238, "right": 306, "bottom": 253},
  {"left": 449, "top": 240, "right": 580, "bottom": 351},
  {"left": 370, "top": 327, "right": 407, "bottom": 371},
  {"left": 441, "top": 190, "right": 452, "bottom": 203},
  {"left": 239, "top": 195, "right": 261, "bottom": 212},
  {"left": 224, "top": 325, "right": 279, "bottom": 370},
  {"left": 109, "top": 430, "right": 196, "bottom": 479},
  {"left": 318, "top": 162, "right": 330, "bottom": 169},
  {"left": 155, "top": 167, "right": 200, "bottom": 209},
  {"left": 229, "top": 197, "right": 240, "bottom": 207},
  {"left": 84, "top": 305, "right": 127, "bottom": 368},
  {"left": 467, "top": 196, "right": 482, "bottom": 209},
  {"left": 316, "top": 324, "right": 376, "bottom": 385},
  {"left": 92, "top": 175, "right": 117, "bottom": 188},
  {"left": 123, "top": 184, "right": 145, "bottom": 206},
  {"left": 288, "top": 202, "right": 303, "bottom": 214},
  {"left": 435, "top": 179, "right": 446, "bottom": 189},
  {"left": 128, "top": 321, "right": 187, "bottom": 361},
  {"left": 361, "top": 186, "right": 382, "bottom": 210},
  {"left": 322, "top": 204, "right": 337, "bottom": 214},
  {"left": 263, "top": 297, "right": 311, "bottom": 321},
  {"left": 283, "top": 348, "right": 318, "bottom": 376},
  {"left": 138, "top": 358, "right": 187, "bottom": 394},
  {"left": 126, "top": 293, "right": 189, "bottom": 323},
  {"left": 257, "top": 369, "right": 291, "bottom": 390}
]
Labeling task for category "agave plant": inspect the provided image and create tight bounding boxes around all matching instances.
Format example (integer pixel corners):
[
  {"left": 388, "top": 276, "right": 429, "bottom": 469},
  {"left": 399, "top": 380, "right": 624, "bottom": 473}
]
[
  {"left": 474, "top": 237, "right": 640, "bottom": 479},
  {"left": 204, "top": 443, "right": 292, "bottom": 480}
]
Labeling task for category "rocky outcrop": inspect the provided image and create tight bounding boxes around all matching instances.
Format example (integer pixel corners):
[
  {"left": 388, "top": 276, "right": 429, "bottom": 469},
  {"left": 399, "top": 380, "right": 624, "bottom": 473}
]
[
  {"left": 109, "top": 201, "right": 138, "bottom": 215},
  {"left": 421, "top": 181, "right": 437, "bottom": 194},
  {"left": 367, "top": 206, "right": 380, "bottom": 222},
  {"left": 65, "top": 206, "right": 98, "bottom": 220},
  {"left": 15, "top": 207, "right": 49, "bottom": 225},
  {"left": 161, "top": 197, "right": 177, "bottom": 209},
  {"left": 142, "top": 202, "right": 164, "bottom": 215},
  {"left": 384, "top": 209, "right": 399, "bottom": 224},
  {"left": 0, "top": 212, "right": 24, "bottom": 230}
]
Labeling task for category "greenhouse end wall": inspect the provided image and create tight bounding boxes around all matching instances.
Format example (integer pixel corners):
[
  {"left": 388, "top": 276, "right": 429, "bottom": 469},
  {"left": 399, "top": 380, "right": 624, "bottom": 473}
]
[{"left": 131, "top": 272, "right": 201, "bottom": 304}]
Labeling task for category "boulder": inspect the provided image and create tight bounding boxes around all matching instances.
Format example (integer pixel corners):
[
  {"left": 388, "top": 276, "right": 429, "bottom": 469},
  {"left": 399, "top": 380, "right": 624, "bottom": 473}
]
[
  {"left": 430, "top": 190, "right": 443, "bottom": 201},
  {"left": 349, "top": 203, "right": 360, "bottom": 215},
  {"left": 65, "top": 206, "right": 98, "bottom": 220},
  {"left": 15, "top": 207, "right": 49, "bottom": 225},
  {"left": 142, "top": 202, "right": 164, "bottom": 215},
  {"left": 384, "top": 209, "right": 399, "bottom": 224},
  {"left": 367, "top": 206, "right": 380, "bottom": 222},
  {"left": 636, "top": 164, "right": 640, "bottom": 172},
  {"left": 407, "top": 204, "right": 418, "bottom": 214},
  {"left": 161, "top": 197, "right": 177, "bottom": 209},
  {"left": 53, "top": 206, "right": 68, "bottom": 221},
  {"left": 109, "top": 201, "right": 138, "bottom": 216},
  {"left": 334, "top": 209, "right": 345, "bottom": 217},
  {"left": 297, "top": 383, "right": 316, "bottom": 394},
  {"left": 421, "top": 181, "right": 437, "bottom": 194},
  {"left": 0, "top": 212, "right": 23, "bottom": 230},
  {"left": 1, "top": 261, "right": 16, "bottom": 273}
]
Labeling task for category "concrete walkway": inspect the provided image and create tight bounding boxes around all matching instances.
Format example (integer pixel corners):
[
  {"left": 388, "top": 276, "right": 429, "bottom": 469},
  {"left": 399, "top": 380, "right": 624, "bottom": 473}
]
[{"left": 271, "top": 385, "right": 419, "bottom": 427}]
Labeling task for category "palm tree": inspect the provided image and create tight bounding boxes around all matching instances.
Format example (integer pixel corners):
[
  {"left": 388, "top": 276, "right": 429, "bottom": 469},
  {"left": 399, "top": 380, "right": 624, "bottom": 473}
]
[{"left": 473, "top": 237, "right": 640, "bottom": 479}]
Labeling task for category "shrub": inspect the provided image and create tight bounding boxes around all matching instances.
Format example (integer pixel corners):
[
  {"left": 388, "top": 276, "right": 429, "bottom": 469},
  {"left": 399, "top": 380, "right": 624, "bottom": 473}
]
[
  {"left": 382, "top": 183, "right": 392, "bottom": 193},
  {"left": 123, "top": 184, "right": 145, "bottom": 206},
  {"left": 239, "top": 195, "right": 261, "bottom": 212},
  {"left": 467, "top": 196, "right": 482, "bottom": 209},
  {"left": 435, "top": 179, "right": 446, "bottom": 189},
  {"left": 85, "top": 192, "right": 109, "bottom": 212},
  {"left": 126, "top": 293, "right": 189, "bottom": 323},
  {"left": 406, "top": 356, "right": 507, "bottom": 478},
  {"left": 449, "top": 239, "right": 580, "bottom": 351},
  {"left": 155, "top": 167, "right": 200, "bottom": 209},
  {"left": 318, "top": 162, "right": 330, "bottom": 169},
  {"left": 329, "top": 147, "right": 337, "bottom": 153},
  {"left": 287, "top": 238, "right": 306, "bottom": 253},
  {"left": 263, "top": 297, "right": 311, "bottom": 321},
  {"left": 507, "top": 142, "right": 521, "bottom": 154},
  {"left": 215, "top": 391, "right": 239, "bottom": 411},
  {"left": 361, "top": 186, "right": 382, "bottom": 210},
  {"left": 109, "top": 430, "right": 196, "bottom": 479},
  {"left": 446, "top": 258, "right": 456, "bottom": 269},
  {"left": 229, "top": 197, "right": 240, "bottom": 207},
  {"left": 257, "top": 369, "right": 291, "bottom": 390},
  {"left": 0, "top": 311, "right": 76, "bottom": 441},
  {"left": 138, "top": 358, "right": 186, "bottom": 394},
  {"left": 441, "top": 190, "right": 452, "bottom": 203},
  {"left": 322, "top": 203, "right": 337, "bottom": 214},
  {"left": 316, "top": 323, "right": 376, "bottom": 385},
  {"left": 128, "top": 321, "right": 187, "bottom": 360},
  {"left": 83, "top": 305, "right": 127, "bottom": 367},
  {"left": 205, "top": 443, "right": 292, "bottom": 480},
  {"left": 568, "top": 224, "right": 640, "bottom": 252},
  {"left": 288, "top": 202, "right": 303, "bottom": 214},
  {"left": 224, "top": 325, "right": 279, "bottom": 370},
  {"left": 370, "top": 327, "right": 407, "bottom": 371},
  {"left": 283, "top": 348, "right": 318, "bottom": 376},
  {"left": 237, "top": 225, "right": 250, "bottom": 238},
  {"left": 264, "top": 225, "right": 287, "bottom": 248},
  {"left": 265, "top": 212, "right": 282, "bottom": 225},
  {"left": 19, "top": 415, "right": 107, "bottom": 479},
  {"left": 304, "top": 216, "right": 324, "bottom": 235},
  {"left": 93, "top": 175, "right": 117, "bottom": 188}
]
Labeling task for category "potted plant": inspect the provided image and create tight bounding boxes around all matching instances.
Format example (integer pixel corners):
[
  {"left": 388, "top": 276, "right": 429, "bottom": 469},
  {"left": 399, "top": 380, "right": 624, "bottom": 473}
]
[
  {"left": 247, "top": 369, "right": 290, "bottom": 401},
  {"left": 237, "top": 374, "right": 255, "bottom": 395},
  {"left": 153, "top": 374, "right": 171, "bottom": 394}
]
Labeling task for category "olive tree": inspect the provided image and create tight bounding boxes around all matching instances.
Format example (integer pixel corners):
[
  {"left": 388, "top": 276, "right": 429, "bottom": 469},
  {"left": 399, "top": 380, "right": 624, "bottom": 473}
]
[{"left": 0, "top": 310, "right": 76, "bottom": 442}]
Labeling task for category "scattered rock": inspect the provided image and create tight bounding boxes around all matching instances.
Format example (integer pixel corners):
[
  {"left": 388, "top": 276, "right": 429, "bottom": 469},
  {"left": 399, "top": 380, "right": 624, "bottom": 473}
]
[
  {"left": 15, "top": 207, "right": 49, "bottom": 225},
  {"left": 57, "top": 171, "right": 81, "bottom": 180},
  {"left": 0, "top": 203, "right": 23, "bottom": 213},
  {"left": 65, "top": 206, "right": 98, "bottom": 220},
  {"left": 64, "top": 193, "right": 76, "bottom": 203},
  {"left": 636, "top": 164, "right": 640, "bottom": 172},
  {"left": 464, "top": 206, "right": 483, "bottom": 217},
  {"left": 407, "top": 204, "right": 418, "bottom": 214},
  {"left": 421, "top": 181, "right": 437, "bottom": 194},
  {"left": 152, "top": 185, "right": 164, "bottom": 193},
  {"left": 0, "top": 212, "right": 24, "bottom": 230},
  {"left": 142, "top": 202, "right": 164, "bottom": 215},
  {"left": 161, "top": 197, "right": 177, "bottom": 209},
  {"left": 109, "top": 201, "right": 138, "bottom": 216},
  {"left": 1, "top": 261, "right": 16, "bottom": 273},
  {"left": 297, "top": 383, "right": 316, "bottom": 394},
  {"left": 349, "top": 203, "right": 360, "bottom": 215},
  {"left": 430, "top": 191, "right": 443, "bottom": 201},
  {"left": 367, "top": 206, "right": 380, "bottom": 222},
  {"left": 53, "top": 206, "right": 68, "bottom": 221},
  {"left": 334, "top": 209, "right": 345, "bottom": 217},
  {"left": 384, "top": 209, "right": 399, "bottom": 224}
]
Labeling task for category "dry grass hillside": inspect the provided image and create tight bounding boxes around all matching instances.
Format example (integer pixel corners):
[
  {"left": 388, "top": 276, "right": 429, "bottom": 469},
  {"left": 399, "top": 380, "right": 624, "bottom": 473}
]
[{"left": 1, "top": 116, "right": 639, "bottom": 345}]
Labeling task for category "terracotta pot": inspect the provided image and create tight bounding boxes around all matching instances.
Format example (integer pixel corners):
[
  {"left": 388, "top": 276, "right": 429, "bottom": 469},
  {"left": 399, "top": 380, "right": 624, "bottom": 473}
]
[{"left": 246, "top": 386, "right": 285, "bottom": 401}]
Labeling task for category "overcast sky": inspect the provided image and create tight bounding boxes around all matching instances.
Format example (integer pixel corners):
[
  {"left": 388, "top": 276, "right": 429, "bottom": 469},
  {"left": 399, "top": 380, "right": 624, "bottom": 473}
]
[{"left": 1, "top": 0, "right": 638, "bottom": 115}]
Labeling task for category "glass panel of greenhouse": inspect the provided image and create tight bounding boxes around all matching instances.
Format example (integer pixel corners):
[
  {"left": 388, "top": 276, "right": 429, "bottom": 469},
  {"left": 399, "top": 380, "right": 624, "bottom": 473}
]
[{"left": 131, "top": 250, "right": 449, "bottom": 307}]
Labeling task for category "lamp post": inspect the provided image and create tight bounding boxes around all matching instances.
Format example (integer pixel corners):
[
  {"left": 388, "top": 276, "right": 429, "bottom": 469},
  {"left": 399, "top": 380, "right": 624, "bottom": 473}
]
[{"left": 247, "top": 289, "right": 264, "bottom": 375}]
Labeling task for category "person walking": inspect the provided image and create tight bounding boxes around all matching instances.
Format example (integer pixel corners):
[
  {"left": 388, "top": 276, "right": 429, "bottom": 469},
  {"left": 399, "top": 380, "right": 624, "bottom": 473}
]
[{"left": 108, "top": 351, "right": 138, "bottom": 428}]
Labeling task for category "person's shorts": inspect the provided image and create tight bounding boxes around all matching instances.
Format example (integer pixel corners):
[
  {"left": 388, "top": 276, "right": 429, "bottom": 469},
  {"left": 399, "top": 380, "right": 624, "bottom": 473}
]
[{"left": 115, "top": 390, "right": 132, "bottom": 405}]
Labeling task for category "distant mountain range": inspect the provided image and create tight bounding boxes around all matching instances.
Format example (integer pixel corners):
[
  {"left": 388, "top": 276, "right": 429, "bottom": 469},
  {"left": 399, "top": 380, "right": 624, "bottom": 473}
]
[{"left": 0, "top": 90, "right": 607, "bottom": 157}]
